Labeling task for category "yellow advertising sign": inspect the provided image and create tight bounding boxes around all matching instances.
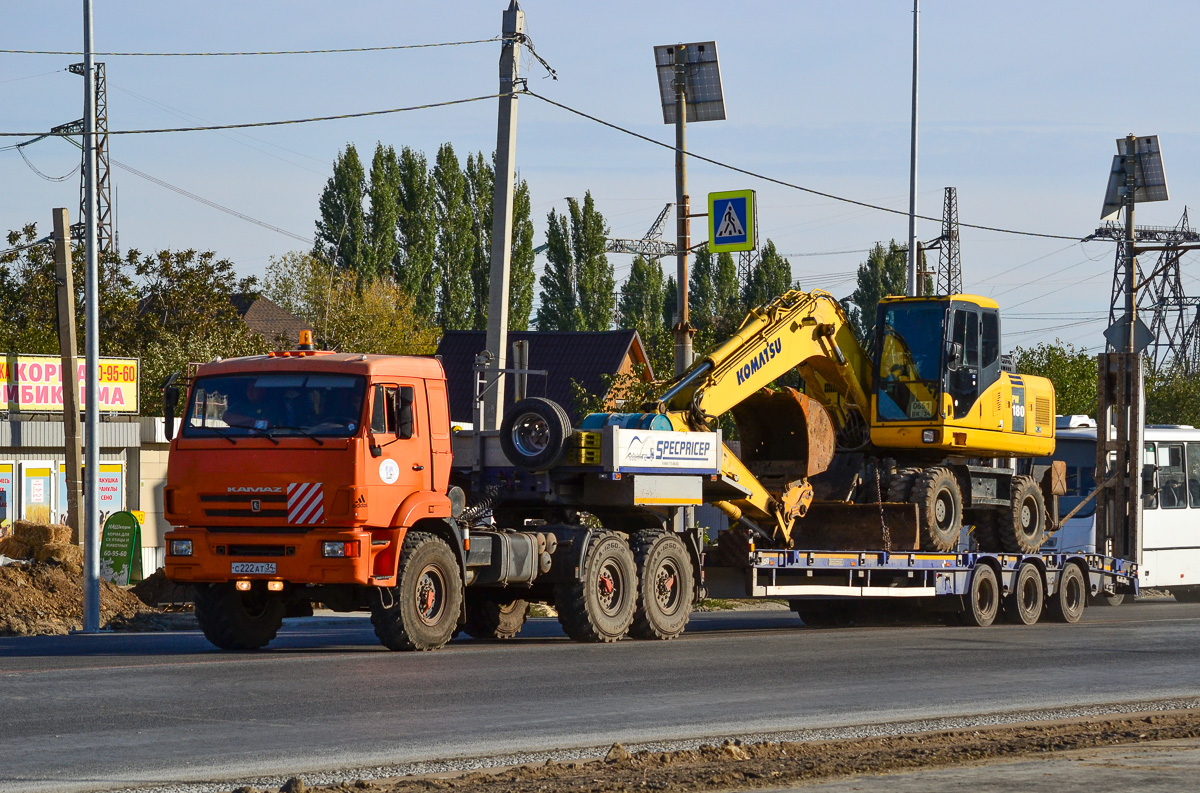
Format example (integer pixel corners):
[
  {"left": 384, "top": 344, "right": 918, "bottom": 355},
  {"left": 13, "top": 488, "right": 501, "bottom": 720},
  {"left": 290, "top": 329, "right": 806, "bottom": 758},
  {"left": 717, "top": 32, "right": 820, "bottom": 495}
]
[{"left": 0, "top": 355, "right": 139, "bottom": 413}]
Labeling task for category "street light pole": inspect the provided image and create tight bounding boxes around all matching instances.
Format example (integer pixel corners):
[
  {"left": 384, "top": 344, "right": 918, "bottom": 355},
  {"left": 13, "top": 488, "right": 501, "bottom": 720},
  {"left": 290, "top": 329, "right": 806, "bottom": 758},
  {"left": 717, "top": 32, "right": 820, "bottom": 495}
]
[
  {"left": 673, "top": 45, "right": 694, "bottom": 376},
  {"left": 906, "top": 0, "right": 920, "bottom": 297},
  {"left": 81, "top": 0, "right": 101, "bottom": 633}
]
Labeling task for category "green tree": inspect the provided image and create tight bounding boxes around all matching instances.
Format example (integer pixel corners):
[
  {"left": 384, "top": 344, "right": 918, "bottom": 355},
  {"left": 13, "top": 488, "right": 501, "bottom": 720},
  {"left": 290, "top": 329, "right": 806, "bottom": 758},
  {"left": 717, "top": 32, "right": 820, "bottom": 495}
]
[
  {"left": 1012, "top": 340, "right": 1097, "bottom": 417},
  {"left": 314, "top": 143, "right": 366, "bottom": 272},
  {"left": 535, "top": 208, "right": 575, "bottom": 330},
  {"left": 619, "top": 255, "right": 665, "bottom": 341},
  {"left": 364, "top": 143, "right": 401, "bottom": 284},
  {"left": 743, "top": 239, "right": 792, "bottom": 310},
  {"left": 1146, "top": 364, "right": 1200, "bottom": 426},
  {"left": 662, "top": 274, "right": 677, "bottom": 329},
  {"left": 432, "top": 143, "right": 474, "bottom": 330},
  {"left": 570, "top": 192, "right": 615, "bottom": 331},
  {"left": 464, "top": 151, "right": 494, "bottom": 330},
  {"left": 395, "top": 146, "right": 438, "bottom": 321},
  {"left": 508, "top": 179, "right": 536, "bottom": 330},
  {"left": 690, "top": 249, "right": 741, "bottom": 336},
  {"left": 846, "top": 240, "right": 907, "bottom": 344}
]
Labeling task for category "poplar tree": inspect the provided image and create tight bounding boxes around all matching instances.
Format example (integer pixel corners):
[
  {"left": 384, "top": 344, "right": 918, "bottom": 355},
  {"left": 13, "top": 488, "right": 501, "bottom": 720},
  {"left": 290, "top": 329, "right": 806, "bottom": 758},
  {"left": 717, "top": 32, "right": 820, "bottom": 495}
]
[
  {"left": 314, "top": 143, "right": 366, "bottom": 272},
  {"left": 508, "top": 179, "right": 536, "bottom": 330},
  {"left": 432, "top": 143, "right": 474, "bottom": 330},
  {"left": 570, "top": 192, "right": 615, "bottom": 332},
  {"left": 743, "top": 239, "right": 792, "bottom": 311},
  {"left": 395, "top": 146, "right": 438, "bottom": 321},
  {"left": 364, "top": 143, "right": 400, "bottom": 284},
  {"left": 618, "top": 255, "right": 666, "bottom": 344},
  {"left": 535, "top": 208, "right": 575, "bottom": 330},
  {"left": 464, "top": 151, "right": 494, "bottom": 330}
]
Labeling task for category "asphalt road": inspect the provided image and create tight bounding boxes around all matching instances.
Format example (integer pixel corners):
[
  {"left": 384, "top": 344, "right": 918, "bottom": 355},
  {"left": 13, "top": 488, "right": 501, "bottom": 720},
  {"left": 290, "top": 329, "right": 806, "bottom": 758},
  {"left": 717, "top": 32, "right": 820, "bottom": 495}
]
[{"left": 2, "top": 600, "right": 1200, "bottom": 792}]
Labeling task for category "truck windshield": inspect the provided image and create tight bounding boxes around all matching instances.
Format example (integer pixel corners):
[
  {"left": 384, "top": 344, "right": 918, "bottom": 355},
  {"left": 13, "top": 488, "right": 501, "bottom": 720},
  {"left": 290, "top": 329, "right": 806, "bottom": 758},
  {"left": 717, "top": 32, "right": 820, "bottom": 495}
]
[
  {"left": 182, "top": 373, "right": 367, "bottom": 439},
  {"left": 876, "top": 302, "right": 944, "bottom": 421}
]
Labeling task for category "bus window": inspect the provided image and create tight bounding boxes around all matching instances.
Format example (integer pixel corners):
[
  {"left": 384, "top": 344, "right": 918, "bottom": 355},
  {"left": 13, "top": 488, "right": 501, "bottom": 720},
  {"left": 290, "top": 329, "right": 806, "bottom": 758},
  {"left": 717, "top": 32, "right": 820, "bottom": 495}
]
[
  {"left": 1144, "top": 443, "right": 1158, "bottom": 510},
  {"left": 1189, "top": 443, "right": 1200, "bottom": 508},
  {"left": 1159, "top": 443, "right": 1188, "bottom": 509}
]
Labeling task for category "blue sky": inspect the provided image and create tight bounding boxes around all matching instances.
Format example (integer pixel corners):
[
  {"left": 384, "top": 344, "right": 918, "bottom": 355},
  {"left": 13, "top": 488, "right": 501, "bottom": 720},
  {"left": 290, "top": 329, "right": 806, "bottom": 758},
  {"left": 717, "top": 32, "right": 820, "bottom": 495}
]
[{"left": 4, "top": 1, "right": 1200, "bottom": 352}]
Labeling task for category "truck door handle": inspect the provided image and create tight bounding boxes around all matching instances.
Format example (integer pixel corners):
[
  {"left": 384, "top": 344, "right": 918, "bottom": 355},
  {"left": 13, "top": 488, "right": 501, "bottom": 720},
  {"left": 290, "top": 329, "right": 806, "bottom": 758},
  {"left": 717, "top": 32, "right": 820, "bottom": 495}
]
[{"left": 412, "top": 464, "right": 424, "bottom": 471}]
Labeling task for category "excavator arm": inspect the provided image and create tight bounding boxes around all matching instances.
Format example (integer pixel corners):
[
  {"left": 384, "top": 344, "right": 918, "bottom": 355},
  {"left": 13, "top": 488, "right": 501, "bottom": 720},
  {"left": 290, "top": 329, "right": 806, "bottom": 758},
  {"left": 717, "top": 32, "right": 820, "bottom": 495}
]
[{"left": 651, "top": 290, "right": 874, "bottom": 543}]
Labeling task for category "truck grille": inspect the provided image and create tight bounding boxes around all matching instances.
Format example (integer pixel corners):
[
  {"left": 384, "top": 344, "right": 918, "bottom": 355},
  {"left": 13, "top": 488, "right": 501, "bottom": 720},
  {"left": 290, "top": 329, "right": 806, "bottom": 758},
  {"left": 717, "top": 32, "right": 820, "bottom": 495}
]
[
  {"left": 201, "top": 493, "right": 287, "bottom": 520},
  {"left": 227, "top": 544, "right": 288, "bottom": 557}
]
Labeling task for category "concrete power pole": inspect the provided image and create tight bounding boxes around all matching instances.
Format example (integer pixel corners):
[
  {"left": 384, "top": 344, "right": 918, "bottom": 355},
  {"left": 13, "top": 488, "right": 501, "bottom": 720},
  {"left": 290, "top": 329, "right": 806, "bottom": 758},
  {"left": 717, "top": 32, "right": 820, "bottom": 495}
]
[
  {"left": 905, "top": 0, "right": 920, "bottom": 297},
  {"left": 673, "top": 45, "right": 695, "bottom": 376},
  {"left": 53, "top": 209, "right": 84, "bottom": 547},
  {"left": 481, "top": 1, "right": 524, "bottom": 431},
  {"left": 82, "top": 0, "right": 102, "bottom": 634}
]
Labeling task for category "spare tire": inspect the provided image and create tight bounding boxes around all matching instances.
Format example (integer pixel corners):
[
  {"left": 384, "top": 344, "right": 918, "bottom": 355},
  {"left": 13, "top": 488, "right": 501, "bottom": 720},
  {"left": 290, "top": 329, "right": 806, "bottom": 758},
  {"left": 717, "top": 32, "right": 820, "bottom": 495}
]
[{"left": 500, "top": 398, "right": 573, "bottom": 470}]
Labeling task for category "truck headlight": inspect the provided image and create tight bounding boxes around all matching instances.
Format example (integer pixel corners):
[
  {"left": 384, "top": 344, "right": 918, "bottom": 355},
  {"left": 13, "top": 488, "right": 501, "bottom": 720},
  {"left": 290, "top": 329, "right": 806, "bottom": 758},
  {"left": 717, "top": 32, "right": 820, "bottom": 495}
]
[
  {"left": 322, "top": 541, "right": 359, "bottom": 558},
  {"left": 169, "top": 539, "right": 193, "bottom": 556}
]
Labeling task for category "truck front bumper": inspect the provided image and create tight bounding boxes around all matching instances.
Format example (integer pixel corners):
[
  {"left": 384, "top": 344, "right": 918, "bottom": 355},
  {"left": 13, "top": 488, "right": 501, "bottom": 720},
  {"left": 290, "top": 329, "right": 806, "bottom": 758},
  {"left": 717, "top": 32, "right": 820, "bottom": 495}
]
[{"left": 164, "top": 528, "right": 379, "bottom": 586}]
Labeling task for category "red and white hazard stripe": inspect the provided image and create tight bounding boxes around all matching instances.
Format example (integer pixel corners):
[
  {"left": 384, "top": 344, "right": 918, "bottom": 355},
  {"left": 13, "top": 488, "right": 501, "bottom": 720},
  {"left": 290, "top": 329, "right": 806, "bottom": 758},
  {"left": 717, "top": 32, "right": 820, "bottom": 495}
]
[{"left": 287, "top": 482, "right": 324, "bottom": 525}]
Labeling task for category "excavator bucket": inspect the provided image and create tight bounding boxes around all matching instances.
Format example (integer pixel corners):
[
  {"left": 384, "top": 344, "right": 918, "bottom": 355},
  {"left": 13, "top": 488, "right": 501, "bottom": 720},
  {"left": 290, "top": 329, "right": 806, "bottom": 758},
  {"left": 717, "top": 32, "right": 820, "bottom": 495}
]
[
  {"left": 791, "top": 502, "right": 921, "bottom": 551},
  {"left": 731, "top": 387, "right": 837, "bottom": 480}
]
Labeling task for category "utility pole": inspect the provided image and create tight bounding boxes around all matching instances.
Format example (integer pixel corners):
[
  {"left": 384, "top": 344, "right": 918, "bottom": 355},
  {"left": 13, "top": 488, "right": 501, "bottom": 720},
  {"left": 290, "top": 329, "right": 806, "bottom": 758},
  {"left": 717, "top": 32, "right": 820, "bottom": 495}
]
[
  {"left": 673, "top": 44, "right": 694, "bottom": 376},
  {"left": 482, "top": 1, "right": 524, "bottom": 431},
  {"left": 53, "top": 209, "right": 83, "bottom": 547},
  {"left": 905, "top": 0, "right": 920, "bottom": 297},
  {"left": 81, "top": 0, "right": 101, "bottom": 634}
]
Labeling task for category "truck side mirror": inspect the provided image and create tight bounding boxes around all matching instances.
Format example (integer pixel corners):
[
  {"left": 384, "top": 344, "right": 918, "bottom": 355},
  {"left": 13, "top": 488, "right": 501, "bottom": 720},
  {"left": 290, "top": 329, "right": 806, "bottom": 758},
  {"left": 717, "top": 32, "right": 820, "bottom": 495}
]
[
  {"left": 162, "top": 372, "right": 181, "bottom": 441},
  {"left": 396, "top": 387, "right": 414, "bottom": 439}
]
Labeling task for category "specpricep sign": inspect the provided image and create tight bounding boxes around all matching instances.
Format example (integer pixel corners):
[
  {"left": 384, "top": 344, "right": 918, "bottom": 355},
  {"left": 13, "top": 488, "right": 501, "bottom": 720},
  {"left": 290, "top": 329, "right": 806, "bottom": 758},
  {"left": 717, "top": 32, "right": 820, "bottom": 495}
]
[
  {"left": 0, "top": 355, "right": 139, "bottom": 413},
  {"left": 607, "top": 428, "right": 722, "bottom": 475}
]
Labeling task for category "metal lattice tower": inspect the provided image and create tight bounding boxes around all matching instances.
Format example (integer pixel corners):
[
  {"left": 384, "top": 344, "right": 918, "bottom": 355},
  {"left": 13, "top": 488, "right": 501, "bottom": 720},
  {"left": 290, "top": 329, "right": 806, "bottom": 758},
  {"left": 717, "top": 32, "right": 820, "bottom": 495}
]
[
  {"left": 605, "top": 203, "right": 675, "bottom": 259},
  {"left": 936, "top": 187, "right": 961, "bottom": 295},
  {"left": 1098, "top": 208, "right": 1200, "bottom": 368},
  {"left": 55, "top": 62, "right": 112, "bottom": 254}
]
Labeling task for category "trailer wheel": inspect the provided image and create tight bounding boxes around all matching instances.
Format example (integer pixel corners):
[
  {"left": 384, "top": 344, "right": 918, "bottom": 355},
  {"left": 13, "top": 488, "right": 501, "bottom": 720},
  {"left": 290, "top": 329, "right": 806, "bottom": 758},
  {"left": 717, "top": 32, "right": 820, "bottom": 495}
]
[
  {"left": 1002, "top": 563, "right": 1045, "bottom": 625},
  {"left": 1089, "top": 592, "right": 1126, "bottom": 607},
  {"left": 629, "top": 530, "right": 693, "bottom": 640},
  {"left": 962, "top": 564, "right": 1000, "bottom": 627},
  {"left": 500, "top": 397, "right": 572, "bottom": 470},
  {"left": 913, "top": 467, "right": 963, "bottom": 552},
  {"left": 1048, "top": 563, "right": 1087, "bottom": 623},
  {"left": 790, "top": 599, "right": 855, "bottom": 627},
  {"left": 1001, "top": 475, "right": 1046, "bottom": 554},
  {"left": 1173, "top": 588, "right": 1200, "bottom": 603},
  {"left": 194, "top": 582, "right": 285, "bottom": 650},
  {"left": 370, "top": 531, "right": 463, "bottom": 651},
  {"left": 555, "top": 532, "right": 637, "bottom": 642},
  {"left": 886, "top": 468, "right": 920, "bottom": 503},
  {"left": 462, "top": 591, "right": 528, "bottom": 640}
]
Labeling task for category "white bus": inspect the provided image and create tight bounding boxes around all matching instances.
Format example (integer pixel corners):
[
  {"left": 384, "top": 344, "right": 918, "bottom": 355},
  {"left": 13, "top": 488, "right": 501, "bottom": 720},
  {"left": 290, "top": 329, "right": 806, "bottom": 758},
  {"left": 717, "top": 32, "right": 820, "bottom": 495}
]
[{"left": 1036, "top": 416, "right": 1200, "bottom": 603}]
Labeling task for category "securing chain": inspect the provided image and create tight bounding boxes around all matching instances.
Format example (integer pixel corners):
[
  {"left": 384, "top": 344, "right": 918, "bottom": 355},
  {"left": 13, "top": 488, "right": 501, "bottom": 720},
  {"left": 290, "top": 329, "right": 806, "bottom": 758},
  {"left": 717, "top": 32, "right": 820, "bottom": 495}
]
[{"left": 874, "top": 466, "right": 892, "bottom": 552}]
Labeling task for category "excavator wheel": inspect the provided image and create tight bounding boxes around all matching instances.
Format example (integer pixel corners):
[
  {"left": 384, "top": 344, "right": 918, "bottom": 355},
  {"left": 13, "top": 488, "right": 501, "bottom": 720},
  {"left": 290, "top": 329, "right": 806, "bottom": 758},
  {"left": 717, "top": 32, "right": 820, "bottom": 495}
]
[
  {"left": 1000, "top": 475, "right": 1046, "bottom": 554},
  {"left": 628, "top": 530, "right": 694, "bottom": 640},
  {"left": 462, "top": 591, "right": 528, "bottom": 640},
  {"left": 912, "top": 467, "right": 963, "bottom": 552},
  {"left": 886, "top": 468, "right": 921, "bottom": 503}
]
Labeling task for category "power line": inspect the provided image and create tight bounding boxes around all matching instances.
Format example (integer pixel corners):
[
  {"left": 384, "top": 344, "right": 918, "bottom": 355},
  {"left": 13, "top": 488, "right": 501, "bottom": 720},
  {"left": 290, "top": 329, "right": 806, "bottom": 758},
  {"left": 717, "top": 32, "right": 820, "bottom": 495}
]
[
  {"left": 525, "top": 90, "right": 1083, "bottom": 242},
  {"left": 0, "top": 38, "right": 501, "bottom": 57},
  {"left": 0, "top": 235, "right": 53, "bottom": 258},
  {"left": 0, "top": 94, "right": 499, "bottom": 136},
  {"left": 17, "top": 145, "right": 78, "bottom": 181}
]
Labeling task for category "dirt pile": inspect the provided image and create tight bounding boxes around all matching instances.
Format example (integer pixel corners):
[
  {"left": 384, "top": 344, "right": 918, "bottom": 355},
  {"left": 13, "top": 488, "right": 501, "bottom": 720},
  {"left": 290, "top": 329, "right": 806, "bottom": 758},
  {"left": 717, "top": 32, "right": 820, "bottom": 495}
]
[
  {"left": 131, "top": 567, "right": 194, "bottom": 608},
  {"left": 0, "top": 562, "right": 153, "bottom": 636},
  {"left": 265, "top": 710, "right": 1200, "bottom": 793},
  {"left": 0, "top": 521, "right": 82, "bottom": 574}
]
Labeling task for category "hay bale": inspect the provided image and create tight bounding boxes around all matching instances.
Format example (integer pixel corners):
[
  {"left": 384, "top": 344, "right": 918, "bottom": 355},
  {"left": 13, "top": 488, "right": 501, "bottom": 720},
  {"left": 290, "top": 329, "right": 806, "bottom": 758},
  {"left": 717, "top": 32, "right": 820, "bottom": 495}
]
[
  {"left": 34, "top": 542, "right": 84, "bottom": 573},
  {"left": 0, "top": 536, "right": 30, "bottom": 560},
  {"left": 13, "top": 522, "right": 72, "bottom": 548}
]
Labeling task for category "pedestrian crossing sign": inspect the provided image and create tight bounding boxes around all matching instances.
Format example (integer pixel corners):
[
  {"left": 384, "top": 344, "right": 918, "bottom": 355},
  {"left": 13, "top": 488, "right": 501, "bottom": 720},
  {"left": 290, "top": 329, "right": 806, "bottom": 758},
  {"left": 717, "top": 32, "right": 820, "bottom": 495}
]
[{"left": 708, "top": 189, "right": 756, "bottom": 252}]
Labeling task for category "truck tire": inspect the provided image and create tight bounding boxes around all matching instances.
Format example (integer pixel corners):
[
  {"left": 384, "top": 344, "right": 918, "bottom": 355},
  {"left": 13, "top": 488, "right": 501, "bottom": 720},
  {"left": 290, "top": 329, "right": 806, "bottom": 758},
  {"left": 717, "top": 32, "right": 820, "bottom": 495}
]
[
  {"left": 629, "top": 530, "right": 693, "bottom": 640},
  {"left": 1090, "top": 592, "right": 1126, "bottom": 607},
  {"left": 555, "top": 532, "right": 637, "bottom": 642},
  {"left": 1173, "top": 588, "right": 1200, "bottom": 604},
  {"left": 1001, "top": 475, "right": 1046, "bottom": 554},
  {"left": 913, "top": 467, "right": 963, "bottom": 552},
  {"left": 1002, "top": 563, "right": 1044, "bottom": 625},
  {"left": 194, "top": 582, "right": 285, "bottom": 650},
  {"left": 500, "top": 397, "right": 572, "bottom": 470},
  {"left": 1048, "top": 563, "right": 1087, "bottom": 623},
  {"left": 462, "top": 591, "right": 528, "bottom": 640},
  {"left": 370, "top": 531, "right": 463, "bottom": 651},
  {"left": 886, "top": 468, "right": 920, "bottom": 503},
  {"left": 966, "top": 509, "right": 1002, "bottom": 552},
  {"left": 790, "top": 599, "right": 855, "bottom": 627},
  {"left": 962, "top": 564, "right": 1000, "bottom": 627}
]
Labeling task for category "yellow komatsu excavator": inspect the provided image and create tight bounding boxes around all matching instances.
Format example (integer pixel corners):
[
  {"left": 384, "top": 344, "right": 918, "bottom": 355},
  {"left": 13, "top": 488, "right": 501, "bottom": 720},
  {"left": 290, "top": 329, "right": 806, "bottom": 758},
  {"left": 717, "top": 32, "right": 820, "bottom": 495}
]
[{"left": 646, "top": 289, "right": 1058, "bottom": 554}]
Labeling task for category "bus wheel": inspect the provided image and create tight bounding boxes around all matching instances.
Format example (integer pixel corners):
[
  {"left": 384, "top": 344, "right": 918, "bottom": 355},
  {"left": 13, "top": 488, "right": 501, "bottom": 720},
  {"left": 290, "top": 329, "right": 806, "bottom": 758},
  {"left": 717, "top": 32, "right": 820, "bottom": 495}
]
[
  {"left": 555, "top": 532, "right": 637, "bottom": 642},
  {"left": 1003, "top": 563, "right": 1044, "bottom": 625},
  {"left": 629, "top": 530, "right": 693, "bottom": 640},
  {"left": 913, "top": 467, "right": 963, "bottom": 552},
  {"left": 1001, "top": 476, "right": 1046, "bottom": 554},
  {"left": 962, "top": 564, "right": 1000, "bottom": 627},
  {"left": 1048, "top": 563, "right": 1087, "bottom": 623}
]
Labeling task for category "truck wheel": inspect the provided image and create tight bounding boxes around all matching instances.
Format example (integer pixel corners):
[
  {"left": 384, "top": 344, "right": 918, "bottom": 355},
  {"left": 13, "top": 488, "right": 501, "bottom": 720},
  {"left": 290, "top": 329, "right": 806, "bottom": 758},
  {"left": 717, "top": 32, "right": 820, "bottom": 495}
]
[
  {"left": 967, "top": 509, "right": 1002, "bottom": 552},
  {"left": 629, "top": 530, "right": 693, "bottom": 640},
  {"left": 962, "top": 564, "right": 1000, "bottom": 627},
  {"left": 555, "top": 532, "right": 637, "bottom": 642},
  {"left": 1001, "top": 475, "right": 1046, "bottom": 554},
  {"left": 1048, "top": 563, "right": 1087, "bottom": 623},
  {"left": 194, "top": 582, "right": 285, "bottom": 650},
  {"left": 913, "top": 467, "right": 963, "bottom": 552},
  {"left": 500, "top": 397, "right": 572, "bottom": 470},
  {"left": 1090, "top": 592, "right": 1126, "bottom": 607},
  {"left": 886, "top": 468, "right": 920, "bottom": 502},
  {"left": 370, "top": 531, "right": 463, "bottom": 651},
  {"left": 790, "top": 599, "right": 855, "bottom": 627},
  {"left": 1002, "top": 563, "right": 1044, "bottom": 625},
  {"left": 462, "top": 591, "right": 528, "bottom": 640},
  {"left": 1173, "top": 588, "right": 1200, "bottom": 604}
]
